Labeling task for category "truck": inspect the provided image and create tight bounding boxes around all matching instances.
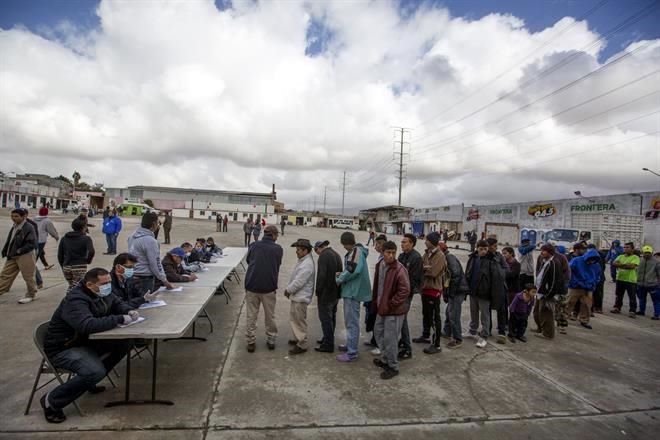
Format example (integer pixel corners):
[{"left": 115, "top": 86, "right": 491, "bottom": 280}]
[{"left": 545, "top": 213, "right": 644, "bottom": 251}]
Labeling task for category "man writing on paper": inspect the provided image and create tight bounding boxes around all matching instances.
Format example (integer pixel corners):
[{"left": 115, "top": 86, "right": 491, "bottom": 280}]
[
  {"left": 41, "top": 268, "right": 140, "bottom": 423},
  {"left": 160, "top": 247, "right": 198, "bottom": 286},
  {"left": 111, "top": 253, "right": 159, "bottom": 308}
]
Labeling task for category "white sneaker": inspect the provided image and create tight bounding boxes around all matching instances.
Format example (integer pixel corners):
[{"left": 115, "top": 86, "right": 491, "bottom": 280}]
[
  {"left": 476, "top": 338, "right": 487, "bottom": 348},
  {"left": 370, "top": 348, "right": 382, "bottom": 356},
  {"left": 18, "top": 297, "right": 34, "bottom": 304}
]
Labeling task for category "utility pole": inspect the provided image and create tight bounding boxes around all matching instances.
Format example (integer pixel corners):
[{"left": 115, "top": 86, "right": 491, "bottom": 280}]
[
  {"left": 393, "top": 127, "right": 411, "bottom": 206},
  {"left": 322, "top": 186, "right": 327, "bottom": 215},
  {"left": 313, "top": 195, "right": 317, "bottom": 213},
  {"left": 341, "top": 171, "right": 347, "bottom": 216}
]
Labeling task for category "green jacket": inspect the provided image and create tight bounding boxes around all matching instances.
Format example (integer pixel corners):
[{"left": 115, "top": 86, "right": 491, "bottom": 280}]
[{"left": 336, "top": 244, "right": 371, "bottom": 302}]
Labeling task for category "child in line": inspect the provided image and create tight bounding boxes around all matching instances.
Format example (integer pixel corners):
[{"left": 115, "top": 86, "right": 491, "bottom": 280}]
[{"left": 508, "top": 284, "right": 536, "bottom": 343}]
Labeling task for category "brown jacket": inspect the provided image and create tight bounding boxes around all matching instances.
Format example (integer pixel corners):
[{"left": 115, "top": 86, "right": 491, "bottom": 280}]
[
  {"left": 422, "top": 247, "right": 447, "bottom": 292},
  {"left": 371, "top": 260, "right": 411, "bottom": 316}
]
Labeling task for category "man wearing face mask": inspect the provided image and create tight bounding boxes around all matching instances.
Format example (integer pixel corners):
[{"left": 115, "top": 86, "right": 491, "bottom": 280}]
[
  {"left": 110, "top": 253, "right": 158, "bottom": 308},
  {"left": 127, "top": 212, "right": 173, "bottom": 295},
  {"left": 41, "top": 268, "right": 138, "bottom": 423}
]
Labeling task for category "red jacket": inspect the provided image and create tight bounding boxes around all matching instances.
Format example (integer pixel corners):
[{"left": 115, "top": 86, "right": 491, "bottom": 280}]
[{"left": 371, "top": 260, "right": 411, "bottom": 316}]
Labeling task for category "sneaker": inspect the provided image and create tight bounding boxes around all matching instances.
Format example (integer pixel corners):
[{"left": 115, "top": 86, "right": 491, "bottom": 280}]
[
  {"left": 288, "top": 339, "right": 298, "bottom": 346},
  {"left": 267, "top": 342, "right": 275, "bottom": 350},
  {"left": 398, "top": 350, "right": 412, "bottom": 359},
  {"left": 88, "top": 385, "right": 106, "bottom": 394},
  {"left": 610, "top": 308, "right": 620, "bottom": 314},
  {"left": 337, "top": 345, "right": 348, "bottom": 352},
  {"left": 18, "top": 297, "right": 34, "bottom": 304},
  {"left": 373, "top": 358, "right": 387, "bottom": 369},
  {"left": 652, "top": 316, "right": 659, "bottom": 321},
  {"left": 412, "top": 336, "right": 430, "bottom": 344},
  {"left": 37, "top": 284, "right": 44, "bottom": 290},
  {"left": 40, "top": 394, "right": 66, "bottom": 424},
  {"left": 476, "top": 338, "right": 487, "bottom": 348},
  {"left": 628, "top": 312, "right": 636, "bottom": 319},
  {"left": 580, "top": 322, "right": 593, "bottom": 329},
  {"left": 559, "top": 327, "right": 567, "bottom": 335},
  {"left": 315, "top": 346, "right": 334, "bottom": 353},
  {"left": 380, "top": 367, "right": 399, "bottom": 380},
  {"left": 496, "top": 334, "right": 507, "bottom": 344},
  {"left": 635, "top": 311, "right": 644, "bottom": 316},
  {"left": 247, "top": 344, "right": 256, "bottom": 352},
  {"left": 336, "top": 353, "right": 358, "bottom": 362},
  {"left": 507, "top": 335, "right": 516, "bottom": 343},
  {"left": 447, "top": 340, "right": 463, "bottom": 349},
  {"left": 288, "top": 346, "right": 307, "bottom": 355},
  {"left": 370, "top": 348, "right": 381, "bottom": 356},
  {"left": 516, "top": 335, "right": 528, "bottom": 343},
  {"left": 423, "top": 344, "right": 441, "bottom": 354}
]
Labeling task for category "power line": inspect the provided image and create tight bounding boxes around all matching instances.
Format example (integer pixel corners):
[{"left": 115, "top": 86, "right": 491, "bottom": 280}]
[
  {"left": 413, "top": 0, "right": 658, "bottom": 143},
  {"left": 414, "top": 0, "right": 611, "bottom": 129},
  {"left": 410, "top": 71, "right": 659, "bottom": 163},
  {"left": 411, "top": 43, "right": 655, "bottom": 160}
]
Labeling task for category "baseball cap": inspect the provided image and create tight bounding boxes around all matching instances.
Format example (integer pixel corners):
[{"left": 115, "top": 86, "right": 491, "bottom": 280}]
[
  {"left": 642, "top": 245, "right": 653, "bottom": 253},
  {"left": 314, "top": 240, "right": 330, "bottom": 249},
  {"left": 169, "top": 247, "right": 186, "bottom": 257}
]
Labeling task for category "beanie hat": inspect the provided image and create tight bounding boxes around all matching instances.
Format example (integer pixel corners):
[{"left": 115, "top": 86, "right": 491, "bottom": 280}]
[
  {"left": 39, "top": 207, "right": 48, "bottom": 216},
  {"left": 426, "top": 232, "right": 441, "bottom": 246},
  {"left": 340, "top": 231, "right": 356, "bottom": 245}
]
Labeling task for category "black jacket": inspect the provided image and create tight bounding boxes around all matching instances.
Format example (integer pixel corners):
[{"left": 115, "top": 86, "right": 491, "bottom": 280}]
[
  {"left": 161, "top": 254, "right": 192, "bottom": 283},
  {"left": 398, "top": 249, "right": 423, "bottom": 294},
  {"left": 44, "top": 281, "right": 132, "bottom": 358},
  {"left": 244, "top": 236, "right": 283, "bottom": 293},
  {"left": 465, "top": 252, "right": 506, "bottom": 309},
  {"left": 444, "top": 251, "right": 469, "bottom": 297},
  {"left": 111, "top": 270, "right": 145, "bottom": 308},
  {"left": 505, "top": 258, "right": 521, "bottom": 293},
  {"left": 2, "top": 221, "right": 36, "bottom": 259},
  {"left": 58, "top": 231, "right": 95, "bottom": 266},
  {"left": 316, "top": 247, "right": 343, "bottom": 303},
  {"left": 536, "top": 257, "right": 565, "bottom": 299}
]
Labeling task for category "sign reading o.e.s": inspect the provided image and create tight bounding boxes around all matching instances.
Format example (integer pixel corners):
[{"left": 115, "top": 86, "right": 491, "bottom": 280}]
[{"left": 528, "top": 204, "right": 556, "bottom": 218}]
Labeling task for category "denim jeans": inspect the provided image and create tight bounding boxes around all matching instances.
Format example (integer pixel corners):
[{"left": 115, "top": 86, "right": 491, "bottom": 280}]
[
  {"left": 343, "top": 297, "right": 361, "bottom": 357},
  {"left": 318, "top": 299, "right": 338, "bottom": 349},
  {"left": 105, "top": 233, "right": 118, "bottom": 253},
  {"left": 637, "top": 285, "right": 660, "bottom": 316},
  {"left": 399, "top": 295, "right": 414, "bottom": 352},
  {"left": 48, "top": 340, "right": 129, "bottom": 410},
  {"left": 443, "top": 293, "right": 466, "bottom": 341}
]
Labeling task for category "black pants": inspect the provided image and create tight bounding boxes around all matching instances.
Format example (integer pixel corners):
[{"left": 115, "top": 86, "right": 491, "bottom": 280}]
[
  {"left": 37, "top": 242, "right": 49, "bottom": 266},
  {"left": 223, "top": 224, "right": 228, "bottom": 232},
  {"left": 614, "top": 280, "right": 637, "bottom": 313},
  {"left": 317, "top": 299, "right": 338, "bottom": 349},
  {"left": 519, "top": 274, "right": 534, "bottom": 289},
  {"left": 164, "top": 227, "right": 171, "bottom": 244},
  {"left": 508, "top": 313, "right": 528, "bottom": 338},
  {"left": 593, "top": 279, "right": 604, "bottom": 310},
  {"left": 244, "top": 233, "right": 251, "bottom": 247},
  {"left": 399, "top": 295, "right": 414, "bottom": 352},
  {"left": 421, "top": 295, "right": 442, "bottom": 346}
]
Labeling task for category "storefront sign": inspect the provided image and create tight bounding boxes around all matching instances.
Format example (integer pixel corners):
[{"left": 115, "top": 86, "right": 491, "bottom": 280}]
[
  {"left": 489, "top": 208, "right": 512, "bottom": 215},
  {"left": 528, "top": 204, "right": 556, "bottom": 218},
  {"left": 466, "top": 208, "right": 480, "bottom": 221},
  {"left": 570, "top": 203, "right": 616, "bottom": 212}
]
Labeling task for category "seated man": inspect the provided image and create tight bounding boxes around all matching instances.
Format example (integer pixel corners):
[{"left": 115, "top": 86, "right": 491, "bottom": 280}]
[
  {"left": 111, "top": 253, "right": 157, "bottom": 308},
  {"left": 181, "top": 242, "right": 204, "bottom": 272},
  {"left": 41, "top": 268, "right": 140, "bottom": 423},
  {"left": 205, "top": 236, "right": 223, "bottom": 256},
  {"left": 160, "top": 247, "right": 198, "bottom": 285},
  {"left": 194, "top": 239, "right": 213, "bottom": 263}
]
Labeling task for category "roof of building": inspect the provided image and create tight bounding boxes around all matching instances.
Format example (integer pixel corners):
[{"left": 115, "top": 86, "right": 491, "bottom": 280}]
[
  {"left": 108, "top": 185, "right": 275, "bottom": 198},
  {"left": 359, "top": 205, "right": 414, "bottom": 213}
]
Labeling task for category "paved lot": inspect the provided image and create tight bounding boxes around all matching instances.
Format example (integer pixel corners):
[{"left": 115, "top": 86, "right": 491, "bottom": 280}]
[{"left": 0, "top": 211, "right": 658, "bottom": 439}]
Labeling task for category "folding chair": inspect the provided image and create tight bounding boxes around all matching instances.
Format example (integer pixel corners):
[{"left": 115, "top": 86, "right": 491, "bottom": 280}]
[{"left": 25, "top": 321, "right": 84, "bottom": 416}]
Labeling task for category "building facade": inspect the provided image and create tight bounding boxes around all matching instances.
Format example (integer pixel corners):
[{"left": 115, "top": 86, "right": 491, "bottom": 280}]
[{"left": 0, "top": 173, "right": 73, "bottom": 210}]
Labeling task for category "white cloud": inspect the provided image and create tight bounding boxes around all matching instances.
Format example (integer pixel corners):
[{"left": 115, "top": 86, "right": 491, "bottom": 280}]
[{"left": 0, "top": 0, "right": 658, "bottom": 212}]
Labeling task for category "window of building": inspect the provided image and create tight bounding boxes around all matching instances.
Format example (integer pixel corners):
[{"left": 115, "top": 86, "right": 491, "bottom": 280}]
[
  {"left": 243, "top": 213, "right": 248, "bottom": 218},
  {"left": 200, "top": 210, "right": 205, "bottom": 216},
  {"left": 211, "top": 211, "right": 217, "bottom": 216}
]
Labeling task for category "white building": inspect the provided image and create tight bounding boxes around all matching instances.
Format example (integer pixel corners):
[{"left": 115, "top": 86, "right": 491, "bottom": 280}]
[
  {"left": 0, "top": 173, "right": 72, "bottom": 209},
  {"left": 105, "top": 185, "right": 279, "bottom": 224}
]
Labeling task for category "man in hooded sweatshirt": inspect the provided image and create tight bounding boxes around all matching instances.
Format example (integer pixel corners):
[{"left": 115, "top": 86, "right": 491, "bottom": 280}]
[
  {"left": 34, "top": 207, "right": 59, "bottom": 270},
  {"left": 127, "top": 212, "right": 173, "bottom": 295},
  {"left": 566, "top": 247, "right": 602, "bottom": 329},
  {"left": 636, "top": 245, "right": 660, "bottom": 319},
  {"left": 335, "top": 231, "right": 371, "bottom": 362},
  {"left": 58, "top": 218, "right": 95, "bottom": 294}
]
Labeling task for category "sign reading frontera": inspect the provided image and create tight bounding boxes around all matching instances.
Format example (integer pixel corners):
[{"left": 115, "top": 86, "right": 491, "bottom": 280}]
[
  {"left": 570, "top": 203, "right": 616, "bottom": 212},
  {"left": 528, "top": 204, "right": 556, "bottom": 218},
  {"left": 489, "top": 208, "right": 512, "bottom": 215}
]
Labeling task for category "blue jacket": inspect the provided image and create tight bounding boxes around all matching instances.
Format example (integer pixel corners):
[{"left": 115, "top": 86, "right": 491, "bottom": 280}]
[
  {"left": 568, "top": 249, "right": 602, "bottom": 290},
  {"left": 518, "top": 244, "right": 535, "bottom": 256},
  {"left": 244, "top": 235, "right": 283, "bottom": 293},
  {"left": 102, "top": 216, "right": 122, "bottom": 235},
  {"left": 336, "top": 244, "right": 372, "bottom": 302},
  {"left": 606, "top": 245, "right": 623, "bottom": 263}
]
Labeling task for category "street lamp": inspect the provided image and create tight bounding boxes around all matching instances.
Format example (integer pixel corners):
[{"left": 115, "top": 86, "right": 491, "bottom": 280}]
[{"left": 642, "top": 167, "right": 660, "bottom": 177}]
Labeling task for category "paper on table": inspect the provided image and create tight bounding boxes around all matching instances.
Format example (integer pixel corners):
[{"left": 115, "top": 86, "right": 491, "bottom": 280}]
[
  {"left": 139, "top": 300, "right": 167, "bottom": 310},
  {"left": 155, "top": 286, "right": 183, "bottom": 293},
  {"left": 118, "top": 317, "right": 146, "bottom": 328}
]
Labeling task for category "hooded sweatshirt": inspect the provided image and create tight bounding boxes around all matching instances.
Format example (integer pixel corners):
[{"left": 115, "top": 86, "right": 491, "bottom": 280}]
[
  {"left": 34, "top": 215, "right": 59, "bottom": 244},
  {"left": 128, "top": 227, "right": 166, "bottom": 282},
  {"left": 336, "top": 244, "right": 371, "bottom": 302},
  {"left": 57, "top": 231, "right": 95, "bottom": 266},
  {"left": 568, "top": 248, "right": 602, "bottom": 291},
  {"left": 637, "top": 256, "right": 660, "bottom": 287},
  {"left": 286, "top": 252, "right": 316, "bottom": 304}
]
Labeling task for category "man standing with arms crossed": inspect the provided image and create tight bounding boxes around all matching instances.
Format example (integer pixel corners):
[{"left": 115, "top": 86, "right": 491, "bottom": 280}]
[
  {"left": 314, "top": 240, "right": 343, "bottom": 353},
  {"left": 244, "top": 225, "right": 283, "bottom": 352},
  {"left": 127, "top": 212, "right": 173, "bottom": 295}
]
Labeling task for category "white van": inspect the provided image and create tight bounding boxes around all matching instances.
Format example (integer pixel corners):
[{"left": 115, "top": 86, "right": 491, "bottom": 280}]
[{"left": 329, "top": 218, "right": 357, "bottom": 230}]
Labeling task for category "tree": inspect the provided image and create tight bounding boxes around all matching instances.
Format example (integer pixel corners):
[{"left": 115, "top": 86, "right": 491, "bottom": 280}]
[
  {"left": 143, "top": 199, "right": 154, "bottom": 207},
  {"left": 72, "top": 171, "right": 81, "bottom": 187}
]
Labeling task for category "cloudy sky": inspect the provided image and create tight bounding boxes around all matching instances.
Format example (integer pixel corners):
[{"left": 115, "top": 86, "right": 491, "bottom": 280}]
[{"left": 1, "top": 0, "right": 659, "bottom": 213}]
